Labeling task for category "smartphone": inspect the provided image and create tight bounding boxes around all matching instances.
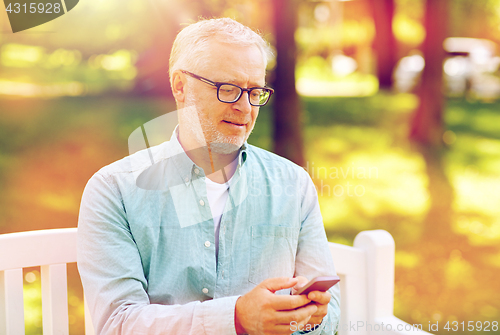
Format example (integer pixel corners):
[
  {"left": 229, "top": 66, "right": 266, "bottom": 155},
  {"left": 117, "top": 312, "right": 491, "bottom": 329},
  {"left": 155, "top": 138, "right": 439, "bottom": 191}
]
[{"left": 293, "top": 276, "right": 340, "bottom": 295}]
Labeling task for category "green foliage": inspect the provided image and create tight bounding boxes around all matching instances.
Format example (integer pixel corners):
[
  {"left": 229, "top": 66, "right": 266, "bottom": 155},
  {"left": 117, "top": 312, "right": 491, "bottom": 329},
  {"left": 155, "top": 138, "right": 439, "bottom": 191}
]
[{"left": 449, "top": 0, "right": 500, "bottom": 41}]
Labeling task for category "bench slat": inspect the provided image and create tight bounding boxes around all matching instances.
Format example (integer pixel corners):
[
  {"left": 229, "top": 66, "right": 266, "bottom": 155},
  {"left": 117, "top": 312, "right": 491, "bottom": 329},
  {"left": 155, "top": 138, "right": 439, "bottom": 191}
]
[
  {"left": 84, "top": 295, "right": 96, "bottom": 335},
  {"left": 0, "top": 268, "right": 25, "bottom": 335},
  {"left": 42, "top": 263, "right": 69, "bottom": 335},
  {"left": 330, "top": 243, "right": 369, "bottom": 335}
]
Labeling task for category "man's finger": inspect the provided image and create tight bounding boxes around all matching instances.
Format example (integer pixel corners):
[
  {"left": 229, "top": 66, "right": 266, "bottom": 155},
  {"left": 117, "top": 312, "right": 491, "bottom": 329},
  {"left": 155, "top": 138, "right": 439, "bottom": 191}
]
[
  {"left": 274, "top": 303, "right": 318, "bottom": 324},
  {"left": 291, "top": 275, "right": 309, "bottom": 294},
  {"left": 307, "top": 291, "right": 331, "bottom": 305},
  {"left": 270, "top": 294, "right": 311, "bottom": 310},
  {"left": 260, "top": 277, "right": 298, "bottom": 293}
]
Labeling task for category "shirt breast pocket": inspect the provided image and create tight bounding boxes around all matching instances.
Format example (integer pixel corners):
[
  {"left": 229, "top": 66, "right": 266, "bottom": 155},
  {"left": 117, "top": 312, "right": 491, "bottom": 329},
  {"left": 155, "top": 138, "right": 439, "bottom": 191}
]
[{"left": 249, "top": 225, "right": 299, "bottom": 285}]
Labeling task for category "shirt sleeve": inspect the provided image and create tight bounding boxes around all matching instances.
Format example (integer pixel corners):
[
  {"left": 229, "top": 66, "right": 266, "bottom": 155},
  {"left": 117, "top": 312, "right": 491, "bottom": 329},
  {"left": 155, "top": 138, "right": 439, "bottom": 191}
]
[
  {"left": 77, "top": 172, "right": 240, "bottom": 335},
  {"left": 292, "top": 170, "right": 341, "bottom": 335}
]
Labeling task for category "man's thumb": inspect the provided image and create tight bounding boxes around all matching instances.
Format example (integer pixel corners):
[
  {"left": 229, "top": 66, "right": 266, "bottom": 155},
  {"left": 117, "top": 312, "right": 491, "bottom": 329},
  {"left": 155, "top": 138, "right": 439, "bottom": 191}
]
[{"left": 261, "top": 277, "right": 298, "bottom": 293}]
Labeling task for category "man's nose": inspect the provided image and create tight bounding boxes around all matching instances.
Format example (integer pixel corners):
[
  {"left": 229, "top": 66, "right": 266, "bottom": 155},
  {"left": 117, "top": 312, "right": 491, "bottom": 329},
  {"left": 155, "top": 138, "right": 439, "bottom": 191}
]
[{"left": 233, "top": 91, "right": 252, "bottom": 114}]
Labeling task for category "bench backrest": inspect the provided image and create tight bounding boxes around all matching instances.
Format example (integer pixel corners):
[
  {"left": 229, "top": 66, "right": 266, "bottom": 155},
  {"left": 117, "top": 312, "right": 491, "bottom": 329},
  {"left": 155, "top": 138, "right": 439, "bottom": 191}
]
[
  {"left": 0, "top": 228, "right": 398, "bottom": 335},
  {"left": 0, "top": 228, "right": 94, "bottom": 335}
]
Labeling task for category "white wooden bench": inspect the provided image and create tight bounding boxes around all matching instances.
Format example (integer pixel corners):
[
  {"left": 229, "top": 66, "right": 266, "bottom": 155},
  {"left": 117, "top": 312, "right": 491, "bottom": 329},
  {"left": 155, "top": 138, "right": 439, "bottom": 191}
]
[
  {"left": 0, "top": 228, "right": 431, "bottom": 335},
  {"left": 332, "top": 230, "right": 431, "bottom": 335}
]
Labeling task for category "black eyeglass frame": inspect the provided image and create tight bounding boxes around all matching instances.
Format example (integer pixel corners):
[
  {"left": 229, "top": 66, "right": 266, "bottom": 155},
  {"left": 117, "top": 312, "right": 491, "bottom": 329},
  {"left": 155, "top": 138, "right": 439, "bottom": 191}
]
[{"left": 181, "top": 70, "right": 274, "bottom": 107}]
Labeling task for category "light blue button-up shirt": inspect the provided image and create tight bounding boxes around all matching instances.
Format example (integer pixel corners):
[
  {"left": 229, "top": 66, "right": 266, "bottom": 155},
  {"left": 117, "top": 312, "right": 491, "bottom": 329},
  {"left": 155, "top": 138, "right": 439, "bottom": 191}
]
[{"left": 77, "top": 127, "right": 340, "bottom": 335}]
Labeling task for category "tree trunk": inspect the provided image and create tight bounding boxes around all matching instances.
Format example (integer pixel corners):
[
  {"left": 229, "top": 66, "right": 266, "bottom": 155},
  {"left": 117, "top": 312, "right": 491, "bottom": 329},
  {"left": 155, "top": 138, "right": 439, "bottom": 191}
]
[
  {"left": 132, "top": 0, "right": 183, "bottom": 98},
  {"left": 408, "top": 1, "right": 455, "bottom": 314},
  {"left": 271, "top": 0, "right": 305, "bottom": 167},
  {"left": 369, "top": 0, "right": 397, "bottom": 89},
  {"left": 410, "top": 0, "right": 448, "bottom": 146}
]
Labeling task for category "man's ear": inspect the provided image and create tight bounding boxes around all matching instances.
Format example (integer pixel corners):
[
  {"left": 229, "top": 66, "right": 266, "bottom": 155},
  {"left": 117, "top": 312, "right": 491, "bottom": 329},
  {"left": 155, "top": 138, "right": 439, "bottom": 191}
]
[{"left": 171, "top": 70, "right": 186, "bottom": 103}]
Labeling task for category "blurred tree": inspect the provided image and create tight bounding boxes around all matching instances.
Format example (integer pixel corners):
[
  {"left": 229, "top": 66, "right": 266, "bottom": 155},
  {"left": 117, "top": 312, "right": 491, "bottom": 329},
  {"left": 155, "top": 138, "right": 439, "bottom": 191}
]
[
  {"left": 407, "top": 0, "right": 450, "bottom": 298},
  {"left": 407, "top": 0, "right": 466, "bottom": 319},
  {"left": 369, "top": 0, "right": 397, "bottom": 89},
  {"left": 409, "top": 0, "right": 447, "bottom": 146},
  {"left": 449, "top": 0, "right": 500, "bottom": 42},
  {"left": 271, "top": 0, "right": 304, "bottom": 166},
  {"left": 132, "top": 0, "right": 184, "bottom": 97},
  {"left": 410, "top": 0, "right": 455, "bottom": 242},
  {"left": 401, "top": 0, "right": 500, "bottom": 324},
  {"left": 131, "top": 0, "right": 237, "bottom": 97},
  {"left": 132, "top": 34, "right": 174, "bottom": 97}
]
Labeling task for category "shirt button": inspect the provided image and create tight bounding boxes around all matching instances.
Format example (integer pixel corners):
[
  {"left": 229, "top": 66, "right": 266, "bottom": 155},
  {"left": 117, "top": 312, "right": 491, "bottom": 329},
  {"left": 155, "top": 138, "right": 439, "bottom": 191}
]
[
  {"left": 199, "top": 199, "right": 205, "bottom": 206},
  {"left": 202, "top": 288, "right": 208, "bottom": 294},
  {"left": 204, "top": 241, "right": 211, "bottom": 248},
  {"left": 194, "top": 168, "right": 200, "bottom": 174},
  {"left": 184, "top": 177, "right": 189, "bottom": 183}
]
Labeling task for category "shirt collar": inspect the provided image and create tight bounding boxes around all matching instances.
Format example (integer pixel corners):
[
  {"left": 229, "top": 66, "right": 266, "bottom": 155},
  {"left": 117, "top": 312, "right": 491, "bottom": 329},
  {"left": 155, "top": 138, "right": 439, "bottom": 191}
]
[{"left": 167, "top": 125, "right": 248, "bottom": 186}]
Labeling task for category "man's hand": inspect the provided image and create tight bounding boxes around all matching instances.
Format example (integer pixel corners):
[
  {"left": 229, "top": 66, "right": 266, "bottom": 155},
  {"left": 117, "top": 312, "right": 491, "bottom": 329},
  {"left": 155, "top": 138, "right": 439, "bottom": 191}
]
[
  {"left": 235, "top": 277, "right": 318, "bottom": 335},
  {"left": 304, "top": 290, "right": 330, "bottom": 328},
  {"left": 292, "top": 276, "right": 331, "bottom": 330}
]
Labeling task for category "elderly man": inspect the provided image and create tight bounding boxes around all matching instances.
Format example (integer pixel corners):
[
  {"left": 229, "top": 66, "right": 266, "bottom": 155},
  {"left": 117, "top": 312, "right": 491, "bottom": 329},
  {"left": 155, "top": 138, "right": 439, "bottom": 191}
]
[{"left": 78, "top": 18, "right": 340, "bottom": 335}]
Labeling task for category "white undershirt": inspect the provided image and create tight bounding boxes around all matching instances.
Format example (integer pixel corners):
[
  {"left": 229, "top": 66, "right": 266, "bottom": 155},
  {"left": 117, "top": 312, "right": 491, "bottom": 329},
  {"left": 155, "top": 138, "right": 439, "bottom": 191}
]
[
  {"left": 175, "top": 127, "right": 238, "bottom": 256},
  {"left": 205, "top": 157, "right": 238, "bottom": 260}
]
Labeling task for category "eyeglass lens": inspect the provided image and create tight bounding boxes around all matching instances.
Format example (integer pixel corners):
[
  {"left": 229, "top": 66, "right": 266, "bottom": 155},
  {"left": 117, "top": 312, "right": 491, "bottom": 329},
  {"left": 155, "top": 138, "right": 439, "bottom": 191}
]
[{"left": 218, "top": 84, "right": 270, "bottom": 106}]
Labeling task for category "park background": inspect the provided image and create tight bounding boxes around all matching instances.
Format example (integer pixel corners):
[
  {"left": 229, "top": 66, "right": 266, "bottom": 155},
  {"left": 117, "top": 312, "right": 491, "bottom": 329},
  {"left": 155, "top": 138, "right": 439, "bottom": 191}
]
[{"left": 1, "top": 0, "right": 499, "bottom": 334}]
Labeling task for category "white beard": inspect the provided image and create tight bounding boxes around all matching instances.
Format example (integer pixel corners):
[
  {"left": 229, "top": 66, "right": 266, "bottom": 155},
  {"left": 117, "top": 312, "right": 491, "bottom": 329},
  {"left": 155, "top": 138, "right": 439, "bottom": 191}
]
[{"left": 183, "top": 92, "right": 245, "bottom": 155}]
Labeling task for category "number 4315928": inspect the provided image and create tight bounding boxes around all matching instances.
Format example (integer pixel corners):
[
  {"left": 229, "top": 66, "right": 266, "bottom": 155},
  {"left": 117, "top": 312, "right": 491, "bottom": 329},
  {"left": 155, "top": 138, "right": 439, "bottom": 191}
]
[
  {"left": 5, "top": 3, "right": 62, "bottom": 14},
  {"left": 444, "top": 321, "right": 498, "bottom": 332}
]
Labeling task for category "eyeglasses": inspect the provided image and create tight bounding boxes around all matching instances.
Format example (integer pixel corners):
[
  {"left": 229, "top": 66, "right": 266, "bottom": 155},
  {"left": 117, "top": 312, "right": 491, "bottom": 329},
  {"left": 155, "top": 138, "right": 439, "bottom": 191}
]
[{"left": 181, "top": 70, "right": 274, "bottom": 107}]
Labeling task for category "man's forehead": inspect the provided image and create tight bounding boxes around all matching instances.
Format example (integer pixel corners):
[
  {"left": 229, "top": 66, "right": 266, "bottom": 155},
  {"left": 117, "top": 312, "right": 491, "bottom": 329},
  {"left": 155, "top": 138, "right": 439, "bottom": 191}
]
[
  {"left": 207, "top": 72, "right": 267, "bottom": 87},
  {"left": 205, "top": 40, "right": 265, "bottom": 65},
  {"left": 215, "top": 71, "right": 266, "bottom": 84},
  {"left": 196, "top": 41, "right": 267, "bottom": 85}
]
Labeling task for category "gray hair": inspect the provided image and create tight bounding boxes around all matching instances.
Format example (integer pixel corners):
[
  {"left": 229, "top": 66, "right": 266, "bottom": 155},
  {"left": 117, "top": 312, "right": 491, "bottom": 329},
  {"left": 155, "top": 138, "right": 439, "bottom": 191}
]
[{"left": 169, "top": 18, "right": 271, "bottom": 81}]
